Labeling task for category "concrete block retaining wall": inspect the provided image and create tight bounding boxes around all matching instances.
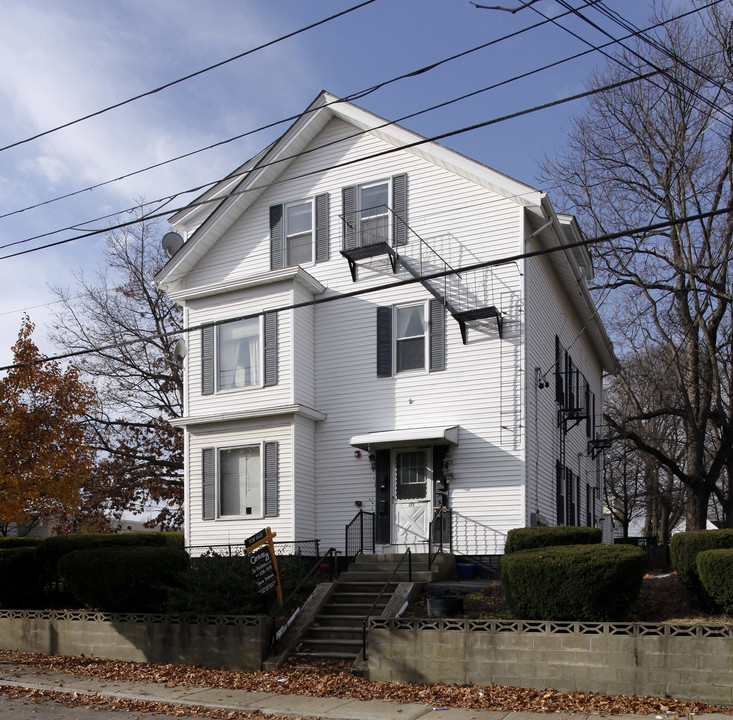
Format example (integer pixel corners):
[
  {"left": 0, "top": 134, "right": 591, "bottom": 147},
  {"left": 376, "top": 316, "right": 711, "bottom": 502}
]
[
  {"left": 367, "top": 618, "right": 733, "bottom": 705},
  {"left": 0, "top": 610, "right": 270, "bottom": 671}
]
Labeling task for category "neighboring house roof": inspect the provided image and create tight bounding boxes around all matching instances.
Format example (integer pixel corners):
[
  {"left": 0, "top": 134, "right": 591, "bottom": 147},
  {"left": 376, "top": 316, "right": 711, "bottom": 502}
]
[{"left": 155, "top": 90, "right": 616, "bottom": 374}]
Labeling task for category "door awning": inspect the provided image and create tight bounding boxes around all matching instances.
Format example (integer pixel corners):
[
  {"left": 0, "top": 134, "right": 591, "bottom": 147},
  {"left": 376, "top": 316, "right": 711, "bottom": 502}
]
[{"left": 349, "top": 425, "right": 459, "bottom": 450}]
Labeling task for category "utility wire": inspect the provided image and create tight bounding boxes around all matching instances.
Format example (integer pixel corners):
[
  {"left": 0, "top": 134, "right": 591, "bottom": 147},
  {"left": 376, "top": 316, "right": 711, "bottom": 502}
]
[
  {"left": 0, "top": 0, "right": 377, "bottom": 155},
  {"left": 0, "top": 67, "right": 663, "bottom": 261},
  {"left": 3, "top": 202, "right": 731, "bottom": 372},
  {"left": 0, "top": 0, "right": 603, "bottom": 223}
]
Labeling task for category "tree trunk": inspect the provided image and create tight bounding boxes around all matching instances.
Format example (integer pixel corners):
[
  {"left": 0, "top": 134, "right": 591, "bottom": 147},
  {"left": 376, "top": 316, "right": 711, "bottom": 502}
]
[{"left": 685, "top": 485, "right": 711, "bottom": 530}]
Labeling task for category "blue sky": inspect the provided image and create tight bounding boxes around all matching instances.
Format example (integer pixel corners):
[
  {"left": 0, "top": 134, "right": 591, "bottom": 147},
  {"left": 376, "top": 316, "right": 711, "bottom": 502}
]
[{"left": 0, "top": 0, "right": 665, "bottom": 366}]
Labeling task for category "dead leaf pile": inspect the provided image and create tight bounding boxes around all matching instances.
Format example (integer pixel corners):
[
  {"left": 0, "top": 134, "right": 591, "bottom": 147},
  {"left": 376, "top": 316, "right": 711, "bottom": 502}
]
[{"left": 2, "top": 650, "right": 731, "bottom": 716}]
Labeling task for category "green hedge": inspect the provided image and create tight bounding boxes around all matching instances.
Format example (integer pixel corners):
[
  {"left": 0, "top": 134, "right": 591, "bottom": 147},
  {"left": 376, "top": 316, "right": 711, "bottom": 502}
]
[
  {"left": 697, "top": 549, "right": 733, "bottom": 613},
  {"left": 0, "top": 537, "right": 42, "bottom": 549},
  {"left": 500, "top": 544, "right": 646, "bottom": 621},
  {"left": 670, "top": 529, "right": 733, "bottom": 594},
  {"left": 58, "top": 546, "right": 188, "bottom": 613},
  {"left": 0, "top": 548, "right": 47, "bottom": 608},
  {"left": 504, "top": 526, "right": 602, "bottom": 554},
  {"left": 35, "top": 532, "right": 183, "bottom": 576}
]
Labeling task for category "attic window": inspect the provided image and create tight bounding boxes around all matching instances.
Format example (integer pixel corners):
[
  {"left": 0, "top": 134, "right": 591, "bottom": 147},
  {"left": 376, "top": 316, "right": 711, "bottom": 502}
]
[{"left": 285, "top": 200, "right": 313, "bottom": 266}]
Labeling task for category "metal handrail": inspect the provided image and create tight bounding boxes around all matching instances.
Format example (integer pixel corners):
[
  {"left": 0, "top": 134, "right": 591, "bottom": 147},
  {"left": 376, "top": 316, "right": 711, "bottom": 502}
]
[
  {"left": 429, "top": 506, "right": 452, "bottom": 568},
  {"left": 270, "top": 546, "right": 338, "bottom": 651},
  {"left": 361, "top": 548, "right": 411, "bottom": 661},
  {"left": 345, "top": 509, "right": 375, "bottom": 559}
]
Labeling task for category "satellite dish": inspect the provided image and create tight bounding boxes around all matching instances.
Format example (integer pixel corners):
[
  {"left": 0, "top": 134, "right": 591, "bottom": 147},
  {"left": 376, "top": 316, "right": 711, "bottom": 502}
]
[
  {"left": 162, "top": 232, "right": 184, "bottom": 258},
  {"left": 173, "top": 338, "right": 187, "bottom": 364}
]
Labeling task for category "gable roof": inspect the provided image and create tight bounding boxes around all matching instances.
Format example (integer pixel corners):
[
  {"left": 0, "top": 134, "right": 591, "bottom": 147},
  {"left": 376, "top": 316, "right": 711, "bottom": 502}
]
[{"left": 155, "top": 90, "right": 542, "bottom": 290}]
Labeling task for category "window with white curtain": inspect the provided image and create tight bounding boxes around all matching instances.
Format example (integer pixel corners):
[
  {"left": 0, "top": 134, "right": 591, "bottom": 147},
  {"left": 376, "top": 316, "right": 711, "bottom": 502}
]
[
  {"left": 219, "top": 445, "right": 262, "bottom": 517},
  {"left": 218, "top": 318, "right": 260, "bottom": 389}
]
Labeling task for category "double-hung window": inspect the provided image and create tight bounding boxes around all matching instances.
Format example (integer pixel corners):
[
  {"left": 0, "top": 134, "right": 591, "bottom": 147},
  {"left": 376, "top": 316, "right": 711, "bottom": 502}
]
[
  {"left": 219, "top": 317, "right": 260, "bottom": 389},
  {"left": 285, "top": 200, "right": 313, "bottom": 266},
  {"left": 202, "top": 442, "right": 279, "bottom": 520},
  {"left": 201, "top": 313, "right": 278, "bottom": 395},
  {"left": 376, "top": 299, "right": 445, "bottom": 377},
  {"left": 220, "top": 445, "right": 262, "bottom": 517},
  {"left": 270, "top": 194, "right": 329, "bottom": 269},
  {"left": 395, "top": 304, "right": 426, "bottom": 373},
  {"left": 358, "top": 181, "right": 389, "bottom": 246}
]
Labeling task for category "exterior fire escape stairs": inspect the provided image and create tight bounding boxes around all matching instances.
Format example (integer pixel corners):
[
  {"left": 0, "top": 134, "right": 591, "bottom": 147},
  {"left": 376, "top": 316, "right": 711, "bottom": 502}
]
[{"left": 339, "top": 214, "right": 503, "bottom": 344}]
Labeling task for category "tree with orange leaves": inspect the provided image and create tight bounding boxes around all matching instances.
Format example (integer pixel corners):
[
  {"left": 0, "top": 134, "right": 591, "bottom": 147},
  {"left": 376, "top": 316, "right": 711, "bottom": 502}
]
[{"left": 0, "top": 316, "right": 95, "bottom": 536}]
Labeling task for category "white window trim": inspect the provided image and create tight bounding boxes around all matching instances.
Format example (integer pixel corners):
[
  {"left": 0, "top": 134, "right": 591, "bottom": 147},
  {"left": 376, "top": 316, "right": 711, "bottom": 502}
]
[
  {"left": 216, "top": 441, "right": 265, "bottom": 520},
  {"left": 284, "top": 198, "right": 315, "bottom": 267},
  {"left": 358, "top": 179, "right": 391, "bottom": 246},
  {"left": 393, "top": 300, "right": 428, "bottom": 375},
  {"left": 216, "top": 315, "right": 265, "bottom": 393}
]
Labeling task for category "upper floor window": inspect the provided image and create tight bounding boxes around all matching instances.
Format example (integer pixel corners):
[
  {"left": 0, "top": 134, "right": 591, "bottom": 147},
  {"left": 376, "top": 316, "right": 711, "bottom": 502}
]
[
  {"left": 342, "top": 174, "right": 408, "bottom": 252},
  {"left": 377, "top": 298, "right": 445, "bottom": 377},
  {"left": 220, "top": 445, "right": 262, "bottom": 517},
  {"left": 358, "top": 181, "right": 389, "bottom": 246},
  {"left": 201, "top": 313, "right": 278, "bottom": 395},
  {"left": 285, "top": 200, "right": 313, "bottom": 266},
  {"left": 270, "top": 194, "right": 329, "bottom": 270},
  {"left": 219, "top": 317, "right": 260, "bottom": 389},
  {"left": 395, "top": 304, "right": 426, "bottom": 372}
]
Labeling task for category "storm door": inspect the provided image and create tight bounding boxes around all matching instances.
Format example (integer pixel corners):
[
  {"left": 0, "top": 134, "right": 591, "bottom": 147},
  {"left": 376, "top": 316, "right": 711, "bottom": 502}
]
[{"left": 392, "top": 447, "right": 432, "bottom": 545}]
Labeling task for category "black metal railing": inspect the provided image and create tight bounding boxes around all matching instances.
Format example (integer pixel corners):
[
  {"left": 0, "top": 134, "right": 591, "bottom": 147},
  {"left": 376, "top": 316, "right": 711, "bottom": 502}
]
[
  {"left": 361, "top": 548, "right": 412, "bottom": 661},
  {"left": 186, "top": 539, "right": 320, "bottom": 559},
  {"left": 270, "top": 546, "right": 339, "bottom": 652},
  {"left": 345, "top": 509, "right": 375, "bottom": 560},
  {"left": 429, "top": 506, "right": 452, "bottom": 568}
]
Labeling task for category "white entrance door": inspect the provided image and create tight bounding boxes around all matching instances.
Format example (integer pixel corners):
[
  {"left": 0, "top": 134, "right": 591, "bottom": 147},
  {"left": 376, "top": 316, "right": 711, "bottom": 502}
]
[{"left": 392, "top": 448, "right": 432, "bottom": 546}]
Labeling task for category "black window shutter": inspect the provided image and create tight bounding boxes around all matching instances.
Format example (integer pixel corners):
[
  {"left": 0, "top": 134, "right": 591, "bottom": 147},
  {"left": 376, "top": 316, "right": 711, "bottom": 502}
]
[
  {"left": 342, "top": 186, "right": 357, "bottom": 250},
  {"left": 375, "top": 448, "right": 391, "bottom": 544},
  {"left": 555, "top": 336, "right": 563, "bottom": 405},
  {"left": 264, "top": 441, "right": 279, "bottom": 517},
  {"left": 556, "top": 461, "right": 565, "bottom": 525},
  {"left": 202, "top": 448, "right": 215, "bottom": 520},
  {"left": 201, "top": 325, "right": 215, "bottom": 395},
  {"left": 392, "top": 173, "right": 408, "bottom": 246},
  {"left": 429, "top": 299, "right": 446, "bottom": 372},
  {"left": 376, "top": 306, "right": 392, "bottom": 378},
  {"left": 315, "top": 193, "right": 330, "bottom": 263},
  {"left": 263, "top": 312, "right": 278, "bottom": 387},
  {"left": 270, "top": 204, "right": 284, "bottom": 270}
]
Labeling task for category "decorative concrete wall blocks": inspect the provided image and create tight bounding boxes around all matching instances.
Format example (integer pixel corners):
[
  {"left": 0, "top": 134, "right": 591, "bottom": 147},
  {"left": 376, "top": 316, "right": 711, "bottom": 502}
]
[
  {"left": 0, "top": 610, "right": 270, "bottom": 671},
  {"left": 367, "top": 618, "right": 733, "bottom": 705}
]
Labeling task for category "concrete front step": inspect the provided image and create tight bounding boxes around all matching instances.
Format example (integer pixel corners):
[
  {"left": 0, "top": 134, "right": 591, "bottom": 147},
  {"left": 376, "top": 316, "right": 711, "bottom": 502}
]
[
  {"left": 293, "top": 650, "right": 358, "bottom": 661},
  {"left": 313, "top": 614, "right": 364, "bottom": 628},
  {"left": 330, "top": 581, "right": 398, "bottom": 594},
  {"left": 338, "top": 570, "right": 434, "bottom": 583},
  {"left": 305, "top": 625, "right": 363, "bottom": 641},
  {"left": 299, "top": 636, "right": 362, "bottom": 653}
]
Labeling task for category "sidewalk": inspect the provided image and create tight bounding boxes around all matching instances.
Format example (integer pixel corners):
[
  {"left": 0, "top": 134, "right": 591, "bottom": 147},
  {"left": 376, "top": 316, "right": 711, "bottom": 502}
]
[{"left": 0, "top": 660, "right": 729, "bottom": 720}]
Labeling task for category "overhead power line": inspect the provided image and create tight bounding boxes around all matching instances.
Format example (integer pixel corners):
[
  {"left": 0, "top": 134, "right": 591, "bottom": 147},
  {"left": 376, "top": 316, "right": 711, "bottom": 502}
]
[
  {"left": 0, "top": 0, "right": 604, "bottom": 223},
  {"left": 0, "top": 66, "right": 663, "bottom": 261},
  {"left": 2, "top": 202, "right": 731, "bottom": 373},
  {"left": 0, "top": 0, "right": 377, "bottom": 155}
]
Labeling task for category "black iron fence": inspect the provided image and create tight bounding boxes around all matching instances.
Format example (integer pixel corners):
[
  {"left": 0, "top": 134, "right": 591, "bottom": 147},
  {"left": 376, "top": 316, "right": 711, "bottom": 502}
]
[{"left": 186, "top": 539, "right": 320, "bottom": 559}]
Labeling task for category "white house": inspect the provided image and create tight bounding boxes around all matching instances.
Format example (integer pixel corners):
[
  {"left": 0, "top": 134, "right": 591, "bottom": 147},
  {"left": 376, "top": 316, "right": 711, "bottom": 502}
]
[{"left": 155, "top": 91, "right": 616, "bottom": 559}]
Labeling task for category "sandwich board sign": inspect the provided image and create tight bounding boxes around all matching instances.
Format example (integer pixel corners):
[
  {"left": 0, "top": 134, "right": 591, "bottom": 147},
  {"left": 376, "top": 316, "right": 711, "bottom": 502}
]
[{"left": 244, "top": 527, "right": 282, "bottom": 605}]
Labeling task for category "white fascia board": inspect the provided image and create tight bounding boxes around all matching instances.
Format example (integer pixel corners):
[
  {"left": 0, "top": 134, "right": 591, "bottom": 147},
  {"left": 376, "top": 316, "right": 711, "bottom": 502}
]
[
  {"left": 157, "top": 100, "right": 335, "bottom": 291},
  {"left": 532, "top": 197, "right": 617, "bottom": 374},
  {"left": 350, "top": 425, "right": 459, "bottom": 450},
  {"left": 168, "top": 266, "right": 326, "bottom": 304},
  {"left": 173, "top": 403, "right": 327, "bottom": 428}
]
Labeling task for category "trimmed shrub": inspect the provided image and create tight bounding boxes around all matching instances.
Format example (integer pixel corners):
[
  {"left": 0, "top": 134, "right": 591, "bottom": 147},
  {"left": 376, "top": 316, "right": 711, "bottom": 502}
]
[
  {"left": 166, "top": 554, "right": 263, "bottom": 615},
  {"left": 504, "top": 526, "right": 602, "bottom": 554},
  {"left": 0, "top": 548, "right": 47, "bottom": 608},
  {"left": 0, "top": 536, "right": 42, "bottom": 549},
  {"left": 670, "top": 529, "right": 733, "bottom": 594},
  {"left": 500, "top": 543, "right": 646, "bottom": 621},
  {"left": 35, "top": 532, "right": 182, "bottom": 576},
  {"left": 697, "top": 549, "right": 733, "bottom": 613},
  {"left": 58, "top": 546, "right": 188, "bottom": 612}
]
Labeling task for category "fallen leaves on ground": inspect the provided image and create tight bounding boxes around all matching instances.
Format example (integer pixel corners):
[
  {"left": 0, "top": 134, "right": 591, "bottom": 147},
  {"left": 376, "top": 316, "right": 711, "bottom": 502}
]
[
  {"left": 2, "top": 650, "right": 731, "bottom": 716},
  {"left": 0, "top": 683, "right": 307, "bottom": 719}
]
